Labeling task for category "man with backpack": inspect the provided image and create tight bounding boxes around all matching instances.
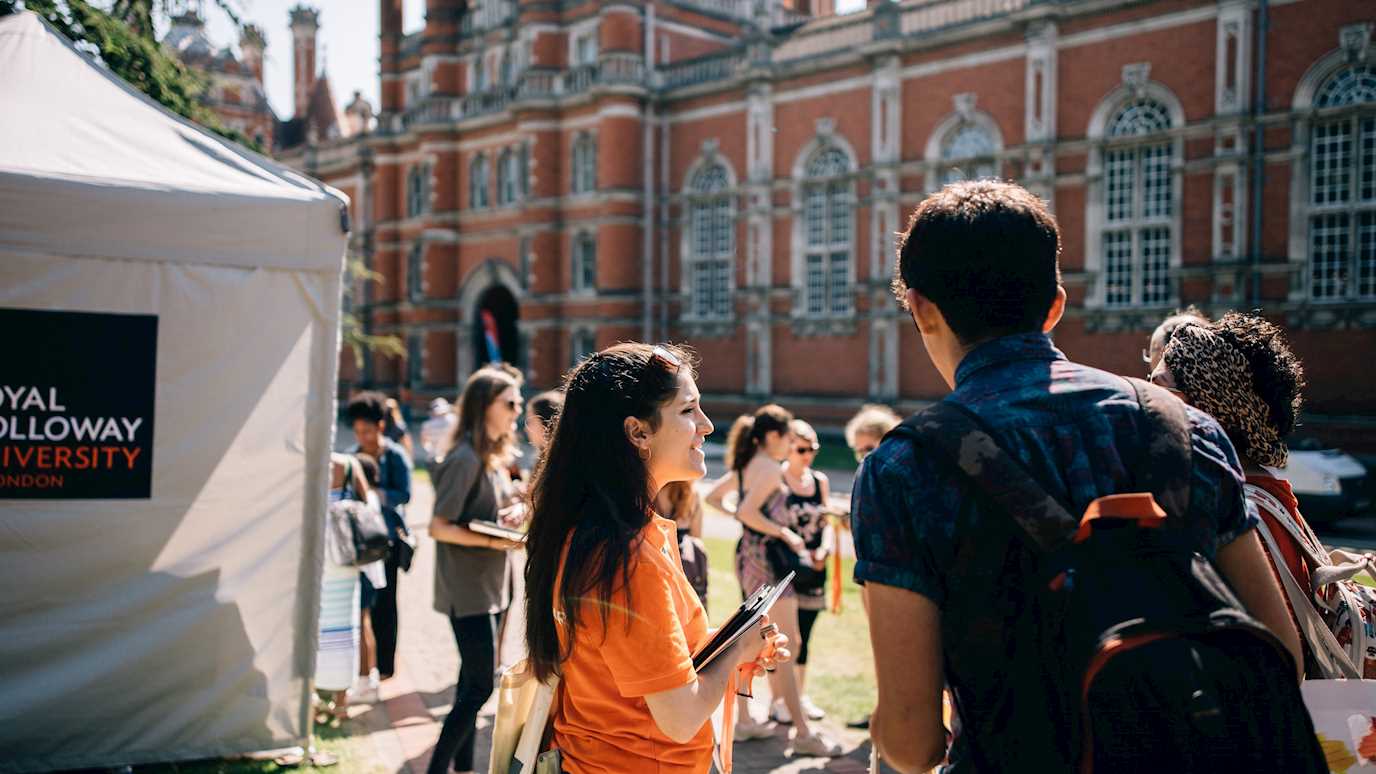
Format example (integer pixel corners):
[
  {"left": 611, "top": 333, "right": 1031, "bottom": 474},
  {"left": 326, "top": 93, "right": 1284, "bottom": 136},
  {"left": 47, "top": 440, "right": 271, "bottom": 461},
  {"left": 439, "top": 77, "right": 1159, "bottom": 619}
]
[{"left": 851, "top": 180, "right": 1319, "bottom": 773}]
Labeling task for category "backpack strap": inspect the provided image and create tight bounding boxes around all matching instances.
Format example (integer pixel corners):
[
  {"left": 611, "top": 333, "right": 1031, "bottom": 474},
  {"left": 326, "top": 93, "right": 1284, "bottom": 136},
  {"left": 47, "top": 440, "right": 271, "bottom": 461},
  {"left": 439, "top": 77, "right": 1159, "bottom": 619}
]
[
  {"left": 1123, "top": 378, "right": 1193, "bottom": 520},
  {"left": 888, "top": 401, "right": 1078, "bottom": 553}
]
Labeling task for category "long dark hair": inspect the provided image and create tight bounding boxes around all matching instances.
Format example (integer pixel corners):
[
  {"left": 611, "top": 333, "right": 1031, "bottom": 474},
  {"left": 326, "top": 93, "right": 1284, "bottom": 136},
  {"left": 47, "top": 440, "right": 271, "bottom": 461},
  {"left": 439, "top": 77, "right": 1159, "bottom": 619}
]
[
  {"left": 724, "top": 404, "right": 793, "bottom": 478},
  {"left": 449, "top": 366, "right": 521, "bottom": 469},
  {"left": 525, "top": 343, "right": 694, "bottom": 682}
]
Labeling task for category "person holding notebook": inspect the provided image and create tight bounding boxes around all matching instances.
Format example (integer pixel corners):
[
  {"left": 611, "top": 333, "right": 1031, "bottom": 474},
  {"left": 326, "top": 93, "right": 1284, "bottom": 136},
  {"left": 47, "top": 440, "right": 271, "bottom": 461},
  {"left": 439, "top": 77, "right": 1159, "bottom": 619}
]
[
  {"left": 525, "top": 343, "right": 790, "bottom": 774},
  {"left": 427, "top": 365, "right": 526, "bottom": 774}
]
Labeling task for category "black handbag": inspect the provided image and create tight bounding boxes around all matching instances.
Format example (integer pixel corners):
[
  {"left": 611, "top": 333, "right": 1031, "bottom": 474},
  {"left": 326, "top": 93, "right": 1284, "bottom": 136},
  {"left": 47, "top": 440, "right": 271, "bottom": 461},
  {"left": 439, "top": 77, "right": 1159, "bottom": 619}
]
[
  {"left": 325, "top": 461, "right": 392, "bottom": 567},
  {"left": 765, "top": 538, "right": 825, "bottom": 593}
]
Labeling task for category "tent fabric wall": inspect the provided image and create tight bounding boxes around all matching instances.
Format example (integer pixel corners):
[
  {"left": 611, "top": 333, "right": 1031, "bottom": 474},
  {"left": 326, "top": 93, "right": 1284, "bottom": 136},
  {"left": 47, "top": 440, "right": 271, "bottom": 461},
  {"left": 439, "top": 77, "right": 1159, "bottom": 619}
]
[{"left": 0, "top": 12, "right": 347, "bottom": 772}]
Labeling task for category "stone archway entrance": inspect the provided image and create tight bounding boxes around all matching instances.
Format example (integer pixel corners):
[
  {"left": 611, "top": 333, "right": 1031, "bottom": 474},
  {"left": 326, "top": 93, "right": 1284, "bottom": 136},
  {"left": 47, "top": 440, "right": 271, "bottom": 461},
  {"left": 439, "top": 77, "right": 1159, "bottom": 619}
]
[
  {"left": 472, "top": 284, "right": 519, "bottom": 372},
  {"left": 455, "top": 259, "right": 525, "bottom": 386}
]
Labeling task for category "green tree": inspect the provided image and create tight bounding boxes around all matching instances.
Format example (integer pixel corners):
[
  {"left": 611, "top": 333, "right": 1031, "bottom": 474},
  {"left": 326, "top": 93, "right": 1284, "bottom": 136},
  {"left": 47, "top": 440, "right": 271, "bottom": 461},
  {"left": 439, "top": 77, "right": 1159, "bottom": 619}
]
[
  {"left": 1, "top": 0, "right": 260, "bottom": 151},
  {"left": 342, "top": 254, "right": 404, "bottom": 373}
]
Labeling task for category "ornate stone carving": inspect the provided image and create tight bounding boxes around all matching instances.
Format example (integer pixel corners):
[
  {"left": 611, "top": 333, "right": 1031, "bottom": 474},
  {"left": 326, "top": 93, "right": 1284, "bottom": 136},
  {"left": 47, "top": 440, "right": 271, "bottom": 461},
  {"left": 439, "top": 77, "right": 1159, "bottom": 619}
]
[
  {"left": 1341, "top": 23, "right": 1373, "bottom": 63},
  {"left": 1121, "top": 62, "right": 1151, "bottom": 97},
  {"left": 953, "top": 92, "right": 977, "bottom": 121}
]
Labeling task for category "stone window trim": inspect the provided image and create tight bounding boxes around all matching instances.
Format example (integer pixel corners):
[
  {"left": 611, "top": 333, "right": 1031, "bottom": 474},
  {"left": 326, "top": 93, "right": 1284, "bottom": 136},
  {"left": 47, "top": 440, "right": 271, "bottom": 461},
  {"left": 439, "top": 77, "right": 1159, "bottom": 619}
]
[
  {"left": 1288, "top": 43, "right": 1376, "bottom": 305},
  {"left": 680, "top": 150, "right": 739, "bottom": 323},
  {"left": 1083, "top": 76, "right": 1185, "bottom": 311},
  {"left": 922, "top": 102, "right": 1005, "bottom": 192},
  {"left": 790, "top": 129, "right": 859, "bottom": 323},
  {"left": 569, "top": 17, "right": 600, "bottom": 68}
]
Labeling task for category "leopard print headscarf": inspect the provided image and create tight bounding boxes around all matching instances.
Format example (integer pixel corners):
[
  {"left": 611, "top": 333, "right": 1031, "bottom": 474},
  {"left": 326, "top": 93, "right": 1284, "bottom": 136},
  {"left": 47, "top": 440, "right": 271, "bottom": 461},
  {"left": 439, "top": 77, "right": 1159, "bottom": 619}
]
[{"left": 1163, "top": 323, "right": 1288, "bottom": 468}]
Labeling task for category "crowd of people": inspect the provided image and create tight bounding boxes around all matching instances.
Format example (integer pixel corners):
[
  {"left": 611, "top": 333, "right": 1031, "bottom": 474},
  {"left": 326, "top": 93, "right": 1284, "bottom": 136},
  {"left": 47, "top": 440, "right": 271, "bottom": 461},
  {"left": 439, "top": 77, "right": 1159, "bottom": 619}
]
[{"left": 313, "top": 179, "right": 1368, "bottom": 774}]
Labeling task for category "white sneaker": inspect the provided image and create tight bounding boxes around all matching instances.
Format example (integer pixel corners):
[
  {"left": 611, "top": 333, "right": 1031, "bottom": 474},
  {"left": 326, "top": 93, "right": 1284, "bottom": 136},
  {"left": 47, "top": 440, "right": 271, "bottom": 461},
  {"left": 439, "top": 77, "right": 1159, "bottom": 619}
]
[
  {"left": 791, "top": 730, "right": 843, "bottom": 757},
  {"left": 800, "top": 695, "right": 826, "bottom": 721},
  {"left": 734, "top": 717, "right": 775, "bottom": 741},
  {"left": 769, "top": 699, "right": 792, "bottom": 725},
  {"left": 348, "top": 673, "right": 380, "bottom": 704}
]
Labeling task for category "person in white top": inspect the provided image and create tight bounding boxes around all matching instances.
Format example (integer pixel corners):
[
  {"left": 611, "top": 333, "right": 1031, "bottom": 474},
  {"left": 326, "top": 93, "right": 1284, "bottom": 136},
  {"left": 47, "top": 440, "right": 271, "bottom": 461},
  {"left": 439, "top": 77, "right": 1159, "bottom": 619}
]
[{"left": 420, "top": 397, "right": 458, "bottom": 463}]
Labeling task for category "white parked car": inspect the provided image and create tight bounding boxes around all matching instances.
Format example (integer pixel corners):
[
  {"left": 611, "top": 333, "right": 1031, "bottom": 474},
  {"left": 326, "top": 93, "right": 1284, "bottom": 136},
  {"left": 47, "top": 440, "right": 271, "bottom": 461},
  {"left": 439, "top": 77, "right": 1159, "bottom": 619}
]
[{"left": 1279, "top": 437, "right": 1372, "bottom": 524}]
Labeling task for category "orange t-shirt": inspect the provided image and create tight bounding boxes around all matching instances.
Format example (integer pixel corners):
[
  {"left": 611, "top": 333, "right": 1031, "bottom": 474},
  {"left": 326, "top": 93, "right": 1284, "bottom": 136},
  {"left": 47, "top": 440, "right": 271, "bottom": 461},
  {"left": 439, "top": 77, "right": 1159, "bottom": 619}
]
[{"left": 553, "top": 515, "right": 713, "bottom": 774}]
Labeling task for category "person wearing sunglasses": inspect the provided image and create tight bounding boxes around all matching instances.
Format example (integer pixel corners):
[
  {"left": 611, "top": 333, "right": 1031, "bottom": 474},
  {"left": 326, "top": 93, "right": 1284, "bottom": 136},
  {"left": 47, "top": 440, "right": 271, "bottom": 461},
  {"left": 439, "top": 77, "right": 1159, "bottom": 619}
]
[
  {"left": 427, "top": 366, "right": 526, "bottom": 774},
  {"left": 773, "top": 419, "right": 835, "bottom": 727}
]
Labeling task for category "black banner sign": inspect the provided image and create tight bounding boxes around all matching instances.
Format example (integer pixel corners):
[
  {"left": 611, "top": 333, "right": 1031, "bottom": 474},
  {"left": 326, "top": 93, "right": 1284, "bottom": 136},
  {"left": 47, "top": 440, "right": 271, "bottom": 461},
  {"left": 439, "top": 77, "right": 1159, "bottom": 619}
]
[{"left": 0, "top": 308, "right": 157, "bottom": 499}]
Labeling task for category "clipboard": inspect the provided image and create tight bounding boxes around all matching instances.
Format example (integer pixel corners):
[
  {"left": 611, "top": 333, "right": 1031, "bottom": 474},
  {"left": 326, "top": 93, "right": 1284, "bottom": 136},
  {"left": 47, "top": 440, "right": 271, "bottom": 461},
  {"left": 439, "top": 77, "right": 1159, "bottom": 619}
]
[
  {"left": 467, "top": 519, "right": 528, "bottom": 543},
  {"left": 692, "top": 571, "right": 794, "bottom": 672}
]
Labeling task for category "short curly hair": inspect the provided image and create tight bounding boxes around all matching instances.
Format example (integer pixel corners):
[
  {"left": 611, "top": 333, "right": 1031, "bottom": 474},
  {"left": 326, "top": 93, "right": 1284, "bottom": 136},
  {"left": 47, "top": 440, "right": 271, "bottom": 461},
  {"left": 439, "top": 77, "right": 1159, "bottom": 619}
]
[{"left": 1211, "top": 312, "right": 1306, "bottom": 438}]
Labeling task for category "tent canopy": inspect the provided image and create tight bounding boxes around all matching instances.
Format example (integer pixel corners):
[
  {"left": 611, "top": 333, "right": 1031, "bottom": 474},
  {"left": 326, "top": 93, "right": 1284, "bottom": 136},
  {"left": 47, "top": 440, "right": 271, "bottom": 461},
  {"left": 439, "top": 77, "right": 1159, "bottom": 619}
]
[
  {"left": 0, "top": 11, "right": 347, "bottom": 270},
  {"left": 0, "top": 12, "right": 346, "bottom": 771}
]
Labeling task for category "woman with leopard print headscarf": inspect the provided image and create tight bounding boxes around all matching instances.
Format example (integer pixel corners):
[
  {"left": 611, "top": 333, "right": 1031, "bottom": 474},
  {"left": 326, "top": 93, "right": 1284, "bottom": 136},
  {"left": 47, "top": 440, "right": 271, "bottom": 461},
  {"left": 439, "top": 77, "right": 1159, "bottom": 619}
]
[{"left": 1150, "top": 312, "right": 1348, "bottom": 678}]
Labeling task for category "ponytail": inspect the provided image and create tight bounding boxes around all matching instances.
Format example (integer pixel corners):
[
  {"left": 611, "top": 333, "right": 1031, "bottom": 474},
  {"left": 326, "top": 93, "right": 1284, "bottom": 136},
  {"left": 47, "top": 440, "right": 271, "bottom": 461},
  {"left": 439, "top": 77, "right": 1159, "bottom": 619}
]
[{"left": 726, "top": 404, "right": 794, "bottom": 477}]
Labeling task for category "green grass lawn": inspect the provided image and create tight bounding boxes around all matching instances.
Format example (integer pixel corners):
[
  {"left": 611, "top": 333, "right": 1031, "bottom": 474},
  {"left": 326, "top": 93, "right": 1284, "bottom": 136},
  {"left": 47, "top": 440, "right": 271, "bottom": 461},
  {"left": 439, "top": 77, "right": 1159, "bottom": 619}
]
[{"left": 702, "top": 536, "right": 876, "bottom": 724}]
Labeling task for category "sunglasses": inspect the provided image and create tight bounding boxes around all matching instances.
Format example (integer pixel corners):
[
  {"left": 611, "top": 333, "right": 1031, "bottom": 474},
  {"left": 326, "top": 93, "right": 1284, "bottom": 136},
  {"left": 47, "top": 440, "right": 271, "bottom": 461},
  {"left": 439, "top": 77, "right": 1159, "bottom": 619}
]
[
  {"left": 504, "top": 399, "right": 521, "bottom": 412},
  {"left": 796, "top": 444, "right": 819, "bottom": 455}
]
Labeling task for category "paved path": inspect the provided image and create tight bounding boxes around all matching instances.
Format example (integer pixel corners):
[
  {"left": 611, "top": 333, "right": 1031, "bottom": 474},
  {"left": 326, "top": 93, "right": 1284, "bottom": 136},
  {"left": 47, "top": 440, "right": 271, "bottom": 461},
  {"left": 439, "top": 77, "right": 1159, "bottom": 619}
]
[{"left": 352, "top": 480, "right": 892, "bottom": 774}]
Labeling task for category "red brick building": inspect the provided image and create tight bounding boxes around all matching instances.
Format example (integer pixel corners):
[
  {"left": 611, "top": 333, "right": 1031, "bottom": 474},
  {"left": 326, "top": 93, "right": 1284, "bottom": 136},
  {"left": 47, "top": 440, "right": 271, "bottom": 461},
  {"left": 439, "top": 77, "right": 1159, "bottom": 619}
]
[{"left": 274, "top": 0, "right": 1374, "bottom": 439}]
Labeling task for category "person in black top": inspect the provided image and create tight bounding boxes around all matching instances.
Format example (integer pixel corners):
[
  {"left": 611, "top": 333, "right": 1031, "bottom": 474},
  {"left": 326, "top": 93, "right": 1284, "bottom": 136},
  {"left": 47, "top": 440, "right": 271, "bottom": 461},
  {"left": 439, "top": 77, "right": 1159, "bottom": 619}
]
[{"left": 347, "top": 391, "right": 413, "bottom": 680}]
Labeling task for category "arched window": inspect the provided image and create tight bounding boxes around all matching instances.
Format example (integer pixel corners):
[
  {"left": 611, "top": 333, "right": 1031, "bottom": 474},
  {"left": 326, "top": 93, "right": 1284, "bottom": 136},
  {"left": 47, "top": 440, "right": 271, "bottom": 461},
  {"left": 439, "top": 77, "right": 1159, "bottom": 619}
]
[
  {"left": 497, "top": 148, "right": 519, "bottom": 206},
  {"left": 469, "top": 153, "right": 490, "bottom": 209},
  {"left": 1306, "top": 64, "right": 1376, "bottom": 300},
  {"left": 686, "top": 162, "right": 734, "bottom": 319},
  {"left": 1100, "top": 97, "right": 1176, "bottom": 308},
  {"left": 572, "top": 232, "right": 596, "bottom": 292},
  {"left": 407, "top": 242, "right": 424, "bottom": 301},
  {"left": 800, "top": 145, "right": 853, "bottom": 317},
  {"left": 406, "top": 164, "right": 429, "bottom": 218},
  {"left": 571, "top": 133, "right": 597, "bottom": 195},
  {"left": 939, "top": 122, "right": 999, "bottom": 184}
]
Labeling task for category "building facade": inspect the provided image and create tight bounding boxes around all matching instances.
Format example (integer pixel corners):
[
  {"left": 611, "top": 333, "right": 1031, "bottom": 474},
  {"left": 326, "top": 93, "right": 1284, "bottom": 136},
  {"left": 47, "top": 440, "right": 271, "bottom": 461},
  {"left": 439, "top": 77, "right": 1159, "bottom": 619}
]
[{"left": 275, "top": 0, "right": 1374, "bottom": 440}]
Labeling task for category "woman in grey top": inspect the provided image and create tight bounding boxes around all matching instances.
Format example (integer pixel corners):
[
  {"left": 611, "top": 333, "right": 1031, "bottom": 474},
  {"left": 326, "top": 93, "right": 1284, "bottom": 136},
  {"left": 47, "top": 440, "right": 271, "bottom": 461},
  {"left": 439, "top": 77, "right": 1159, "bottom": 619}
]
[{"left": 427, "top": 365, "right": 525, "bottom": 774}]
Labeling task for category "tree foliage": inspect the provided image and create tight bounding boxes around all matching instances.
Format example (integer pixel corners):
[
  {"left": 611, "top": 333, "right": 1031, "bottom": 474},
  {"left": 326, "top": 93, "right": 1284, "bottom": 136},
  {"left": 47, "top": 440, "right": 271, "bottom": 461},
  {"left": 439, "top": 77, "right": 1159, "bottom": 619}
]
[{"left": 1, "top": 0, "right": 259, "bottom": 151}]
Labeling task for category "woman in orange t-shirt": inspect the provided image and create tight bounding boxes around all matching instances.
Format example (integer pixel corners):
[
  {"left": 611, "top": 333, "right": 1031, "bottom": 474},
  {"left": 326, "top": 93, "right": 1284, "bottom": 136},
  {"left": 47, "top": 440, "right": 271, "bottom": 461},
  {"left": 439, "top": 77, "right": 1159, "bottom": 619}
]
[{"left": 525, "top": 343, "right": 789, "bottom": 774}]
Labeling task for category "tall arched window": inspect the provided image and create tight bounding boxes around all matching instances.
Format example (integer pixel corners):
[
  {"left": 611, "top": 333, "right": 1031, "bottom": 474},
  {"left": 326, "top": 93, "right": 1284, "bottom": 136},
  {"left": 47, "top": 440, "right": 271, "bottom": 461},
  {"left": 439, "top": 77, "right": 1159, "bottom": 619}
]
[
  {"left": 800, "top": 145, "right": 853, "bottom": 317},
  {"left": 571, "top": 133, "right": 597, "bottom": 194},
  {"left": 469, "top": 153, "right": 489, "bottom": 209},
  {"left": 686, "top": 162, "right": 734, "bottom": 319},
  {"left": 939, "top": 122, "right": 999, "bottom": 184},
  {"left": 406, "top": 164, "right": 429, "bottom": 218},
  {"left": 572, "top": 232, "right": 596, "bottom": 292},
  {"left": 1100, "top": 98, "right": 1176, "bottom": 308},
  {"left": 1306, "top": 64, "right": 1376, "bottom": 300},
  {"left": 497, "top": 148, "right": 519, "bottom": 206}
]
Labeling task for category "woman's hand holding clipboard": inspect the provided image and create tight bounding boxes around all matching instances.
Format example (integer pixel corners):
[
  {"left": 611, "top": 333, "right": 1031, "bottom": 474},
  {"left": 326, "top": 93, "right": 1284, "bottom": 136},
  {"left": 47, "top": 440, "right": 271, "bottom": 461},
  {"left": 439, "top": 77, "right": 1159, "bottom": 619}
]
[{"left": 698, "top": 573, "right": 795, "bottom": 774}]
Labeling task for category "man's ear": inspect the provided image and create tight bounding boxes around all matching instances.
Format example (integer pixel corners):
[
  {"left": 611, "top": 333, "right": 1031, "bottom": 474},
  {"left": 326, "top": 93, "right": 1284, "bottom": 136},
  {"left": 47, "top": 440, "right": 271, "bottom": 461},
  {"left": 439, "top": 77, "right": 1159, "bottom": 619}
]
[
  {"left": 1042, "top": 286, "right": 1067, "bottom": 333},
  {"left": 905, "top": 288, "right": 946, "bottom": 335},
  {"left": 623, "top": 415, "right": 651, "bottom": 454}
]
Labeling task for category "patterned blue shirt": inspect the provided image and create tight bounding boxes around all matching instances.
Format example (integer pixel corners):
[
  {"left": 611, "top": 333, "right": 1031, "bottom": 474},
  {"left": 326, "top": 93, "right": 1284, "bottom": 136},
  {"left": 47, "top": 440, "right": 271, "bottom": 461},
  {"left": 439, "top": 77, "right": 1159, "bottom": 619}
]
[{"left": 850, "top": 332, "right": 1256, "bottom": 770}]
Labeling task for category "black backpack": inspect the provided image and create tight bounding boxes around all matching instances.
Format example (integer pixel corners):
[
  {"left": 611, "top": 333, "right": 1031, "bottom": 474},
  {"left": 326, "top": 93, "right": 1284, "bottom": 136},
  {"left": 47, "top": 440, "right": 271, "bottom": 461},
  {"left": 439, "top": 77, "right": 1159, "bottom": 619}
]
[{"left": 889, "top": 378, "right": 1325, "bottom": 773}]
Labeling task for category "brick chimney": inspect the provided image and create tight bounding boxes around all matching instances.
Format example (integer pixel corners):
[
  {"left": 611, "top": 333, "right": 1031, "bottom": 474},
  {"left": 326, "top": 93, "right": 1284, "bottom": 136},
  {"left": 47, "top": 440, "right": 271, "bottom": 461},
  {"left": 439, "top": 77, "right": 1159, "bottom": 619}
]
[
  {"left": 239, "top": 23, "right": 266, "bottom": 85},
  {"left": 380, "top": 0, "right": 403, "bottom": 114},
  {"left": 289, "top": 5, "right": 320, "bottom": 119}
]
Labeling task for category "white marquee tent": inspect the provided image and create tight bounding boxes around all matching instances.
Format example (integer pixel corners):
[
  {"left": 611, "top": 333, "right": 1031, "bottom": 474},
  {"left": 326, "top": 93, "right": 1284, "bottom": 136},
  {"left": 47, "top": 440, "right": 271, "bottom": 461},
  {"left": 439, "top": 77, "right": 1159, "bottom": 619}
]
[{"left": 0, "top": 11, "right": 348, "bottom": 771}]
